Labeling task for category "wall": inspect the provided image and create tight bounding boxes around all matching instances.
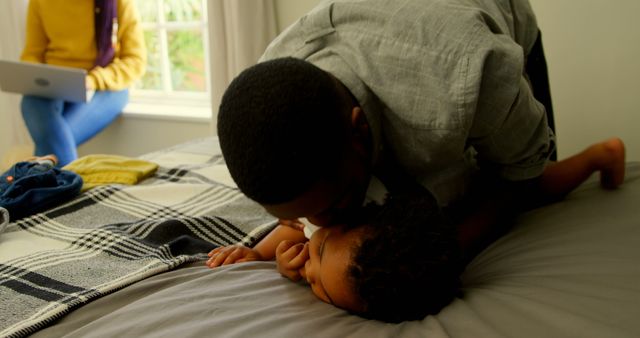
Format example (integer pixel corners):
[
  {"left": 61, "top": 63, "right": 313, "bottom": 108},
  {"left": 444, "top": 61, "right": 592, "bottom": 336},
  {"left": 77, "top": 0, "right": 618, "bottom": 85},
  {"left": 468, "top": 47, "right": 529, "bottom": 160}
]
[
  {"left": 529, "top": 0, "right": 640, "bottom": 160},
  {"left": 77, "top": 115, "right": 211, "bottom": 157},
  {"left": 274, "top": 0, "right": 319, "bottom": 31},
  {"left": 0, "top": 0, "right": 30, "bottom": 170}
]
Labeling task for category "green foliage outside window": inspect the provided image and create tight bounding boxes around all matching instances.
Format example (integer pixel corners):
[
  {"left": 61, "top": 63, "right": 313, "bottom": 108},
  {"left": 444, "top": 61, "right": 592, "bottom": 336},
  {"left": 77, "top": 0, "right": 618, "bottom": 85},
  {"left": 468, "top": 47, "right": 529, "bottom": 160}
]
[
  {"left": 168, "top": 30, "right": 205, "bottom": 92},
  {"left": 135, "top": 0, "right": 206, "bottom": 93}
]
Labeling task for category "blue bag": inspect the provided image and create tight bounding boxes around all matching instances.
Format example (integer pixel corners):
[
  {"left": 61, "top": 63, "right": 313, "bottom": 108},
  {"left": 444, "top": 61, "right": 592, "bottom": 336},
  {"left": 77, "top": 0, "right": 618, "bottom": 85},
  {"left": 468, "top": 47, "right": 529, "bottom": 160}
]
[{"left": 0, "top": 161, "right": 83, "bottom": 221}]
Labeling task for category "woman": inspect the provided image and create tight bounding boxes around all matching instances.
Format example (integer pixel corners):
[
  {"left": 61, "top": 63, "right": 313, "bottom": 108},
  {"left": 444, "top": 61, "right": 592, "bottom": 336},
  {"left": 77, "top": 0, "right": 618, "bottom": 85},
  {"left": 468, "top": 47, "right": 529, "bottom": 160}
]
[{"left": 20, "top": 0, "right": 146, "bottom": 166}]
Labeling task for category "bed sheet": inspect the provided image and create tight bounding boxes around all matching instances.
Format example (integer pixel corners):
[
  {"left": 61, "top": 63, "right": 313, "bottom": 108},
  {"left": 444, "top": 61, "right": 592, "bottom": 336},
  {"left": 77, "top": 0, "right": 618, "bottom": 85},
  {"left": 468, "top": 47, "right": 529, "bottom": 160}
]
[
  {"left": 0, "top": 138, "right": 276, "bottom": 337},
  {"left": 27, "top": 138, "right": 640, "bottom": 338}
]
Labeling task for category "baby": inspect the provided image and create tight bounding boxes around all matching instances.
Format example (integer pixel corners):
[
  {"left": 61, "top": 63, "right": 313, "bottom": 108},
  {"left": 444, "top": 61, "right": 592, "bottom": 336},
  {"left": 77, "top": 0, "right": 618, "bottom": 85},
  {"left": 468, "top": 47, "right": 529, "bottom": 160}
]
[
  {"left": 207, "top": 187, "right": 459, "bottom": 322},
  {"left": 206, "top": 138, "right": 626, "bottom": 322}
]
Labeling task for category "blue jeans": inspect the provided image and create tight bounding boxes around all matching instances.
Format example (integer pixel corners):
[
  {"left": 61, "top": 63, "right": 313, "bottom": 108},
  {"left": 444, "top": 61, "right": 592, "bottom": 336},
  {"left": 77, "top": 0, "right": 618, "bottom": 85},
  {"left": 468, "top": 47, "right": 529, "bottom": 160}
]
[{"left": 21, "top": 90, "right": 128, "bottom": 166}]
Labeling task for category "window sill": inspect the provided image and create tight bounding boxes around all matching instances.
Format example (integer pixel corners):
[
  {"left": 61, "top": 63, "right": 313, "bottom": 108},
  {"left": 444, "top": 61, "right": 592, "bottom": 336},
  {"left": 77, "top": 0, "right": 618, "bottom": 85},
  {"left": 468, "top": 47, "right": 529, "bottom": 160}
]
[{"left": 122, "top": 102, "right": 212, "bottom": 123}]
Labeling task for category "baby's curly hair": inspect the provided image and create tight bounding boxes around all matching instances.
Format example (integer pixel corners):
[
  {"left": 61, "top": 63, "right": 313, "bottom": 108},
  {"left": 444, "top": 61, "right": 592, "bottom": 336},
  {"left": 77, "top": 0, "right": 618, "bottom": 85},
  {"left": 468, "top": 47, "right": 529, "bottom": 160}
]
[{"left": 347, "top": 188, "right": 462, "bottom": 323}]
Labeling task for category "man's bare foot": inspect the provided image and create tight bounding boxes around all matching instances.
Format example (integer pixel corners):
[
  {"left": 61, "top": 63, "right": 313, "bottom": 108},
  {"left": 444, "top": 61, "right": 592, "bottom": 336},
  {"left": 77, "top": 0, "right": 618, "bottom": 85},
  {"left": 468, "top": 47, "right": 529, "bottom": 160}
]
[{"left": 597, "top": 138, "right": 625, "bottom": 189}]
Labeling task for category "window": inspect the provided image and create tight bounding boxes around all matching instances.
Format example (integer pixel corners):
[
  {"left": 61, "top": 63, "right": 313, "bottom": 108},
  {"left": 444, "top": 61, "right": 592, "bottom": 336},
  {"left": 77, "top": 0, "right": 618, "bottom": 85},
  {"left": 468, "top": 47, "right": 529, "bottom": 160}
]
[{"left": 130, "top": 0, "right": 210, "bottom": 119}]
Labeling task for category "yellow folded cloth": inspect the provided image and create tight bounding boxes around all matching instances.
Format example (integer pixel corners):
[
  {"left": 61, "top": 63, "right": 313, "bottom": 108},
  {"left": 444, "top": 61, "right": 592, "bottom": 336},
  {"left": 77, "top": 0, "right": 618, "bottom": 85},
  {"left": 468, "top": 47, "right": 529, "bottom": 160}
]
[{"left": 63, "top": 154, "right": 158, "bottom": 192}]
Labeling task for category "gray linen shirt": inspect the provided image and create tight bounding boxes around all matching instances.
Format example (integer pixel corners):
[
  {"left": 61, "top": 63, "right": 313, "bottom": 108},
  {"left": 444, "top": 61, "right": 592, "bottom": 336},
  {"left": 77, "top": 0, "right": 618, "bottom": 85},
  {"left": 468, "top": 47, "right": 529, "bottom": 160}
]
[
  {"left": 260, "top": 0, "right": 555, "bottom": 205},
  {"left": 0, "top": 207, "right": 9, "bottom": 235}
]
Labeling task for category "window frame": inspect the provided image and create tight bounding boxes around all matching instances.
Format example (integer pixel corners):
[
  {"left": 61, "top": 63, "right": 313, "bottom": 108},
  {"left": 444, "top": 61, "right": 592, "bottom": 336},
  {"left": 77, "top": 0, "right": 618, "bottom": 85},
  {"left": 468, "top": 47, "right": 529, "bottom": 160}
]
[{"left": 128, "top": 0, "right": 211, "bottom": 119}]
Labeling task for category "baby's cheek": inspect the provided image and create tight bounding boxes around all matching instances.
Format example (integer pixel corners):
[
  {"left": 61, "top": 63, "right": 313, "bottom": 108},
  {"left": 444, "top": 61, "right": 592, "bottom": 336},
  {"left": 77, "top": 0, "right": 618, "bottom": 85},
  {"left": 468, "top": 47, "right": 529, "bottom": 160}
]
[{"left": 310, "top": 284, "right": 330, "bottom": 304}]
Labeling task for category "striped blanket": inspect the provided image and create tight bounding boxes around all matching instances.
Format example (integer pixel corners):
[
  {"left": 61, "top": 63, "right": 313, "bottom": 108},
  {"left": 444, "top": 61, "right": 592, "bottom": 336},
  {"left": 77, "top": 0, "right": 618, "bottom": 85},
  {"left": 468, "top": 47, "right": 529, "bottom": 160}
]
[{"left": 0, "top": 138, "right": 276, "bottom": 337}]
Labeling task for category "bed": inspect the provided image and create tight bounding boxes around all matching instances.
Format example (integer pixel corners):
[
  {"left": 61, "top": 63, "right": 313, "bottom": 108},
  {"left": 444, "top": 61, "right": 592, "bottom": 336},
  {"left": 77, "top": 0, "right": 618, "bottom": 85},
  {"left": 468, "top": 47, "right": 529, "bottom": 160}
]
[{"left": 2, "top": 137, "right": 639, "bottom": 338}]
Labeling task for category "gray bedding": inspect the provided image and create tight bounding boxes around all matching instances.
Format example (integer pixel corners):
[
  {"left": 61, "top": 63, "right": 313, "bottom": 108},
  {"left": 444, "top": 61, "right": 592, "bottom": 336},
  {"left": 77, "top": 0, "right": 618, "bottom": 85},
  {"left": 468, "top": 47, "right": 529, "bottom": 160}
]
[{"left": 31, "top": 162, "right": 640, "bottom": 338}]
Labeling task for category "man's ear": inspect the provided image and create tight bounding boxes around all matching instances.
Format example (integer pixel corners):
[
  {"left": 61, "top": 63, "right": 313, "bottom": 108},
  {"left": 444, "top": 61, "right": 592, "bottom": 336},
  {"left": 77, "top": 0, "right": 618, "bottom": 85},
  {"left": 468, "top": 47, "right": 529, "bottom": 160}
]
[
  {"left": 350, "top": 106, "right": 370, "bottom": 156},
  {"left": 350, "top": 106, "right": 369, "bottom": 135}
]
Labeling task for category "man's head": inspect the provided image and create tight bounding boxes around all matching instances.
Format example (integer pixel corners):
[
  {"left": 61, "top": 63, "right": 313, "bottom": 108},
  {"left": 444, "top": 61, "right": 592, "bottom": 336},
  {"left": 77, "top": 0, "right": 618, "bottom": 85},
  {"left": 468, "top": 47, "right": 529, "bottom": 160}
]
[
  {"left": 300, "top": 189, "right": 462, "bottom": 322},
  {"left": 218, "top": 57, "right": 372, "bottom": 226}
]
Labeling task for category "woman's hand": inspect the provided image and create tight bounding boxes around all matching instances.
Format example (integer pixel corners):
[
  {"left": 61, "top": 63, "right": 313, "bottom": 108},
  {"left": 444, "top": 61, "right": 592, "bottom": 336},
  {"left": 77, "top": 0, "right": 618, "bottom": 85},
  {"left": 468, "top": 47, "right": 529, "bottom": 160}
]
[
  {"left": 275, "top": 240, "right": 309, "bottom": 281},
  {"left": 205, "top": 245, "right": 264, "bottom": 268},
  {"left": 85, "top": 76, "right": 95, "bottom": 90}
]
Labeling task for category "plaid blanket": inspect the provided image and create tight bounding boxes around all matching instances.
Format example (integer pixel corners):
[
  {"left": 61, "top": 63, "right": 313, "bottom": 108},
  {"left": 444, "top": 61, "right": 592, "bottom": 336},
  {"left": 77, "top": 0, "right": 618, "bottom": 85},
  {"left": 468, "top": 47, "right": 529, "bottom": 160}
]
[{"left": 0, "top": 138, "right": 276, "bottom": 337}]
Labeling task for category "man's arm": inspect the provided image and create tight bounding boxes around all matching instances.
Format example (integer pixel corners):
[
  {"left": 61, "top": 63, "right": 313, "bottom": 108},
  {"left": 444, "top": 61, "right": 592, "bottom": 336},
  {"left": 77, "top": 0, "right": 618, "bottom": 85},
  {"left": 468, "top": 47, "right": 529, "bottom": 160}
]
[
  {"left": 458, "top": 138, "right": 625, "bottom": 263},
  {"left": 455, "top": 174, "right": 526, "bottom": 264}
]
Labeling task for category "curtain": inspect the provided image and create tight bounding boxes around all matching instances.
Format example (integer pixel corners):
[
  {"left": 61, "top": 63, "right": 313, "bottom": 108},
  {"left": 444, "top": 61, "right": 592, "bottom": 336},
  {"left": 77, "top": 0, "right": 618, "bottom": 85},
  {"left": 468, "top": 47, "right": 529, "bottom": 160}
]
[
  {"left": 0, "top": 0, "right": 32, "bottom": 170},
  {"left": 207, "top": 0, "right": 278, "bottom": 131}
]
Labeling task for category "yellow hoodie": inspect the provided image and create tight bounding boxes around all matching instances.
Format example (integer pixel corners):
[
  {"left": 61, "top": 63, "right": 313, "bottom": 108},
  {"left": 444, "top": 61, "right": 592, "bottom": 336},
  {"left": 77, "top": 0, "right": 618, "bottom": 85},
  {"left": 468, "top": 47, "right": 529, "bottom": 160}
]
[{"left": 21, "top": 0, "right": 146, "bottom": 91}]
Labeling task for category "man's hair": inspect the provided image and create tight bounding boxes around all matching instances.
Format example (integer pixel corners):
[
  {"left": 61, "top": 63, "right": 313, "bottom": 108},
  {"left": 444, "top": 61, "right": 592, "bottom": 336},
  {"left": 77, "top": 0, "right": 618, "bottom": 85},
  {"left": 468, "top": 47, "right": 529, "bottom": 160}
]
[
  {"left": 347, "top": 188, "right": 462, "bottom": 323},
  {"left": 217, "top": 57, "right": 351, "bottom": 204}
]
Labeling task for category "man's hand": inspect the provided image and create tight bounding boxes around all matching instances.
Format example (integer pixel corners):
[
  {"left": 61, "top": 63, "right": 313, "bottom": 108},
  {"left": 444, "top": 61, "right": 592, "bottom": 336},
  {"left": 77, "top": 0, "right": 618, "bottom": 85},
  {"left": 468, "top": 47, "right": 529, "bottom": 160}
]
[
  {"left": 205, "top": 245, "right": 264, "bottom": 268},
  {"left": 275, "top": 240, "right": 309, "bottom": 281}
]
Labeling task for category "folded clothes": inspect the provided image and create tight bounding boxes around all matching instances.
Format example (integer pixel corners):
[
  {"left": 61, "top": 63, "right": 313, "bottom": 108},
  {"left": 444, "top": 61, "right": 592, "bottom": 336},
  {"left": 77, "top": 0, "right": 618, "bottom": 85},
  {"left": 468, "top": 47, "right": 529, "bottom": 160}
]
[
  {"left": 64, "top": 154, "right": 158, "bottom": 192},
  {"left": 0, "top": 161, "right": 83, "bottom": 221},
  {"left": 0, "top": 207, "right": 8, "bottom": 235}
]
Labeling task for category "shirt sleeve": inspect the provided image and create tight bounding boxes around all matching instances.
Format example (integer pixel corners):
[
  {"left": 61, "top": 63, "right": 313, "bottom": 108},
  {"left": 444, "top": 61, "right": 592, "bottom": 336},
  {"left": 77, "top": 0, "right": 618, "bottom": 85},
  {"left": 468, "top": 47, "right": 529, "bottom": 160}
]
[
  {"left": 20, "top": 0, "right": 47, "bottom": 63},
  {"left": 465, "top": 23, "right": 555, "bottom": 181},
  {"left": 88, "top": 0, "right": 146, "bottom": 90}
]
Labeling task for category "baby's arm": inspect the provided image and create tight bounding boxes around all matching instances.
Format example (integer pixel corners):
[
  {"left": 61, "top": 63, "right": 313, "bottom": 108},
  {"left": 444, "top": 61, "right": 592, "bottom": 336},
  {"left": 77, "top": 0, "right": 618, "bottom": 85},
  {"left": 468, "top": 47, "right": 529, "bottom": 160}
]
[{"left": 206, "top": 224, "right": 307, "bottom": 268}]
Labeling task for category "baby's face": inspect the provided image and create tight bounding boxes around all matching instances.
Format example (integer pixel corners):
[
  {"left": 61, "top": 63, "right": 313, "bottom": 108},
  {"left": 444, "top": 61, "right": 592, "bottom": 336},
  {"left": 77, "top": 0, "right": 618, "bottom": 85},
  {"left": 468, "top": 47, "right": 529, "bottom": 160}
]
[{"left": 299, "top": 225, "right": 364, "bottom": 312}]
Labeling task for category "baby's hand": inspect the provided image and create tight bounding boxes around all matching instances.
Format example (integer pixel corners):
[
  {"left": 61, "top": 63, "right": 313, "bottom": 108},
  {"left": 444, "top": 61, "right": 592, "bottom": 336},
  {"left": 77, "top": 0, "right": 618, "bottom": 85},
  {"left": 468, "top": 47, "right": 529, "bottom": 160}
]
[
  {"left": 205, "top": 245, "right": 263, "bottom": 269},
  {"left": 275, "top": 240, "right": 309, "bottom": 281}
]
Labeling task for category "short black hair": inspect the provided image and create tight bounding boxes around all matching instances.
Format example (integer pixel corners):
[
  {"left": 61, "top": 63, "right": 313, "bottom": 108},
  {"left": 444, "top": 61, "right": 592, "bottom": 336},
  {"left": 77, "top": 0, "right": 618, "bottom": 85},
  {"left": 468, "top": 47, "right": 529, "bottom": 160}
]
[
  {"left": 218, "top": 57, "right": 351, "bottom": 204},
  {"left": 347, "top": 188, "right": 462, "bottom": 323}
]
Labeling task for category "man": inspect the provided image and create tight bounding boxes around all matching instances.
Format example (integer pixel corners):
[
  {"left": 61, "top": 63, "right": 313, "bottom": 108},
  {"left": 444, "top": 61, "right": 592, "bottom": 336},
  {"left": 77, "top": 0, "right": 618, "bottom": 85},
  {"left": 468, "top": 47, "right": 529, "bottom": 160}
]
[{"left": 217, "top": 0, "right": 555, "bottom": 228}]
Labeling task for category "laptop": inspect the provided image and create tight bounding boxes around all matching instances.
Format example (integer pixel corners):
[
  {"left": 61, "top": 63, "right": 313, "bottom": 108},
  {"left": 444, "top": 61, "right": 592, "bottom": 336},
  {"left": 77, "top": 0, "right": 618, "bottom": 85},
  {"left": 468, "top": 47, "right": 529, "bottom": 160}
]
[{"left": 0, "top": 59, "right": 95, "bottom": 103}]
